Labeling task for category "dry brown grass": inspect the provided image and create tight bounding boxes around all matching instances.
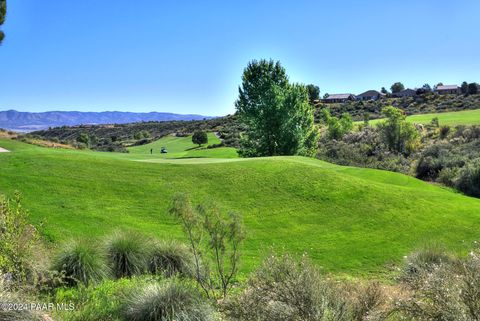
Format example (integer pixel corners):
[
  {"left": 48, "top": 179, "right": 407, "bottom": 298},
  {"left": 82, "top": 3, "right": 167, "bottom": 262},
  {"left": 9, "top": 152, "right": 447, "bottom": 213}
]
[{"left": 0, "top": 128, "right": 17, "bottom": 139}]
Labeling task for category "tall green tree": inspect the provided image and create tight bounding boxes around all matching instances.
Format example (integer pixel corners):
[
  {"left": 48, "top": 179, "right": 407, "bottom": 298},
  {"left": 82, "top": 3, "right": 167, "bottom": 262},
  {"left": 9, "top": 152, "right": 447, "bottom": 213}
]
[
  {"left": 422, "top": 84, "right": 432, "bottom": 92},
  {"left": 468, "top": 83, "right": 478, "bottom": 95},
  {"left": 192, "top": 131, "right": 208, "bottom": 147},
  {"left": 390, "top": 82, "right": 405, "bottom": 94},
  {"left": 461, "top": 81, "right": 469, "bottom": 94},
  {"left": 235, "top": 59, "right": 319, "bottom": 157},
  {"left": 0, "top": 0, "right": 6, "bottom": 43},
  {"left": 306, "top": 84, "right": 320, "bottom": 105}
]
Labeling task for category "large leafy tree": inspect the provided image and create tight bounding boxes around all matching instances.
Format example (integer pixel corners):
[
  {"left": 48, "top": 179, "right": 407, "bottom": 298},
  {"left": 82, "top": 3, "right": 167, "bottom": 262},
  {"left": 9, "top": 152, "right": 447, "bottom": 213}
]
[
  {"left": 235, "top": 59, "right": 319, "bottom": 157},
  {"left": 0, "top": 0, "right": 6, "bottom": 43},
  {"left": 390, "top": 82, "right": 405, "bottom": 94},
  {"left": 306, "top": 84, "right": 320, "bottom": 105},
  {"left": 192, "top": 131, "right": 208, "bottom": 147},
  {"left": 461, "top": 81, "right": 469, "bottom": 94},
  {"left": 468, "top": 83, "right": 478, "bottom": 95}
]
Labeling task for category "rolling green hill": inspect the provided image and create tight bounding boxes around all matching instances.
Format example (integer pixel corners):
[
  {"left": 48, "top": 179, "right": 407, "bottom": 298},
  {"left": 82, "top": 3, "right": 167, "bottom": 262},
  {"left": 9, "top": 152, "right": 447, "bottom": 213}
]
[
  {"left": 128, "top": 133, "right": 238, "bottom": 158},
  {"left": 361, "top": 108, "right": 480, "bottom": 126},
  {"left": 1, "top": 138, "right": 480, "bottom": 277}
]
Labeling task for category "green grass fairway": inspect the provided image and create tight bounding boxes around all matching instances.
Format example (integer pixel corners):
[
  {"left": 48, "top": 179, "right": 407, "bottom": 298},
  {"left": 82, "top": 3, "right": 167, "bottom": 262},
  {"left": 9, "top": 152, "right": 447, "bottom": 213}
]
[
  {"left": 1, "top": 138, "right": 480, "bottom": 277},
  {"left": 128, "top": 133, "right": 238, "bottom": 158},
  {"left": 362, "top": 109, "right": 480, "bottom": 127}
]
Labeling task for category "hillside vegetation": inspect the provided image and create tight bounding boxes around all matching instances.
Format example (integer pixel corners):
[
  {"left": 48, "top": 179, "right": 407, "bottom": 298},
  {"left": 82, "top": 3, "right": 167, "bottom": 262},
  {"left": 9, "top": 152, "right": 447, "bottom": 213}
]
[
  {"left": 128, "top": 133, "right": 238, "bottom": 158},
  {"left": 30, "top": 115, "right": 243, "bottom": 152},
  {"left": 363, "top": 108, "right": 480, "bottom": 126},
  {"left": 1, "top": 138, "right": 480, "bottom": 277},
  {"left": 317, "top": 93, "right": 480, "bottom": 120}
]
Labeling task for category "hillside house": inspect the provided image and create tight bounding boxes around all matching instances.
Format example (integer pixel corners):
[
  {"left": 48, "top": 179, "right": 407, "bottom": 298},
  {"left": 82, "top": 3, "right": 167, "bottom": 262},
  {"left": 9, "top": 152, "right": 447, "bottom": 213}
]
[
  {"left": 356, "top": 90, "right": 385, "bottom": 101},
  {"left": 392, "top": 89, "right": 417, "bottom": 98},
  {"left": 435, "top": 85, "right": 460, "bottom": 95},
  {"left": 323, "top": 94, "right": 356, "bottom": 103}
]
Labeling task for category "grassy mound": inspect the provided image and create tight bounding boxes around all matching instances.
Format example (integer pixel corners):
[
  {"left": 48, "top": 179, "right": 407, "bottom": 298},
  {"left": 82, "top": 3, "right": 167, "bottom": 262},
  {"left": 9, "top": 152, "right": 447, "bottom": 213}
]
[{"left": 1, "top": 138, "right": 480, "bottom": 277}]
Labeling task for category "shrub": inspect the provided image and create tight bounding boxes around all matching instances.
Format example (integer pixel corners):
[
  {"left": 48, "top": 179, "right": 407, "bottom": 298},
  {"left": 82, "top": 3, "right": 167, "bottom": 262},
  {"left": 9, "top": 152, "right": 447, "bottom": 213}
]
[
  {"left": 438, "top": 167, "right": 458, "bottom": 187},
  {"left": 0, "top": 192, "right": 38, "bottom": 286},
  {"left": 416, "top": 156, "right": 442, "bottom": 180},
  {"left": 396, "top": 249, "right": 480, "bottom": 320},
  {"left": 400, "top": 244, "right": 454, "bottom": 288},
  {"left": 349, "top": 281, "right": 388, "bottom": 321},
  {"left": 223, "top": 253, "right": 349, "bottom": 321},
  {"left": 123, "top": 279, "right": 214, "bottom": 321},
  {"left": 105, "top": 231, "right": 148, "bottom": 279},
  {"left": 147, "top": 240, "right": 195, "bottom": 278},
  {"left": 377, "top": 106, "right": 420, "bottom": 155},
  {"left": 169, "top": 194, "right": 245, "bottom": 299},
  {"left": 134, "top": 130, "right": 150, "bottom": 140},
  {"left": 455, "top": 162, "right": 480, "bottom": 197},
  {"left": 54, "top": 277, "right": 148, "bottom": 321},
  {"left": 52, "top": 240, "right": 107, "bottom": 286},
  {"left": 439, "top": 125, "right": 451, "bottom": 139},
  {"left": 322, "top": 109, "right": 353, "bottom": 140}
]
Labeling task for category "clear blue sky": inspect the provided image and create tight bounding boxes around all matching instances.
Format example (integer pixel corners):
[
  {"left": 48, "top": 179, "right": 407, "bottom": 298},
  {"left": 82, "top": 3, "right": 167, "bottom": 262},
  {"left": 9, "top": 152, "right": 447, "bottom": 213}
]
[{"left": 0, "top": 0, "right": 479, "bottom": 115}]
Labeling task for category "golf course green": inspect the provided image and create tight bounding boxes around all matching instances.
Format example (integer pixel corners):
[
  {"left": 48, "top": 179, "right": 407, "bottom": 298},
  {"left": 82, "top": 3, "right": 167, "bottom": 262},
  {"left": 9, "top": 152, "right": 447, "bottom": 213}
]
[{"left": 1, "top": 137, "right": 480, "bottom": 277}]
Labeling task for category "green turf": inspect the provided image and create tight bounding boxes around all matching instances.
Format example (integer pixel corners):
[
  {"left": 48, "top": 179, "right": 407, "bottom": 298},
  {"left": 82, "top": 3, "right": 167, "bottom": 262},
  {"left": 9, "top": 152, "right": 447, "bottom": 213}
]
[
  {"left": 361, "top": 108, "right": 480, "bottom": 126},
  {"left": 127, "top": 133, "right": 238, "bottom": 158},
  {"left": 1, "top": 138, "right": 480, "bottom": 278}
]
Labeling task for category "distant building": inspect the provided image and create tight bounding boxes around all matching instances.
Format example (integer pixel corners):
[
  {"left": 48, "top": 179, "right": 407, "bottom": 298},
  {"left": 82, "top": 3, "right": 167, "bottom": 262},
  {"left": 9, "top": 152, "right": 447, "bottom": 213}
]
[
  {"left": 392, "top": 89, "right": 417, "bottom": 98},
  {"left": 323, "top": 94, "right": 356, "bottom": 103},
  {"left": 356, "top": 90, "right": 385, "bottom": 101},
  {"left": 435, "top": 85, "right": 461, "bottom": 95}
]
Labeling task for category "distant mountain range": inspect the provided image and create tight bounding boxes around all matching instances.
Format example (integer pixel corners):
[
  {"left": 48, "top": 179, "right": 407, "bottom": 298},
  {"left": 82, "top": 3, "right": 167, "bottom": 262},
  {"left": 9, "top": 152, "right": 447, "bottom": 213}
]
[{"left": 0, "top": 110, "right": 213, "bottom": 132}]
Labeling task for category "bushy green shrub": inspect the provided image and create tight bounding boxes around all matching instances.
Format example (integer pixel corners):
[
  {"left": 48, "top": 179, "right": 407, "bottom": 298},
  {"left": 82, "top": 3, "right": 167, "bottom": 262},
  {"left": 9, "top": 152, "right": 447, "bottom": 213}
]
[
  {"left": 377, "top": 106, "right": 420, "bottom": 155},
  {"left": 455, "top": 162, "right": 480, "bottom": 197},
  {"left": 322, "top": 109, "right": 353, "bottom": 140},
  {"left": 105, "top": 231, "right": 148, "bottom": 279},
  {"left": 52, "top": 240, "right": 107, "bottom": 286},
  {"left": 123, "top": 279, "right": 214, "bottom": 321},
  {"left": 147, "top": 240, "right": 195, "bottom": 278},
  {"left": 133, "top": 130, "right": 150, "bottom": 140},
  {"left": 318, "top": 126, "right": 411, "bottom": 174},
  {"left": 416, "top": 155, "right": 443, "bottom": 180},
  {"left": 438, "top": 167, "right": 458, "bottom": 187}
]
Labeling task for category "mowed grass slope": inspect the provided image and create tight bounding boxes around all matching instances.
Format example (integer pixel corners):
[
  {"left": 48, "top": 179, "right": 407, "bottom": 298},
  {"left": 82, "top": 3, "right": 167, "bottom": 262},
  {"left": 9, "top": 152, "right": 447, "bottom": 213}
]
[
  {"left": 1, "top": 138, "right": 480, "bottom": 277},
  {"left": 128, "top": 133, "right": 238, "bottom": 158},
  {"left": 363, "top": 108, "right": 480, "bottom": 126}
]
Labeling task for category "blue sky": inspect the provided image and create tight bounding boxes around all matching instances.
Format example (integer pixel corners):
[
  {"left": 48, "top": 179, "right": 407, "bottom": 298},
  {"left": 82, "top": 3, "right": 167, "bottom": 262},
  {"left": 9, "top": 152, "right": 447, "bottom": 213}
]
[{"left": 0, "top": 0, "right": 479, "bottom": 116}]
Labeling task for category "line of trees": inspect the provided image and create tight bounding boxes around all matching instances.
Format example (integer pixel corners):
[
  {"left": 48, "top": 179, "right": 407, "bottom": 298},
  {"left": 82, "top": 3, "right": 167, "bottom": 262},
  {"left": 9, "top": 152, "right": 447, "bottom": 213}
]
[{"left": 461, "top": 81, "right": 479, "bottom": 95}]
